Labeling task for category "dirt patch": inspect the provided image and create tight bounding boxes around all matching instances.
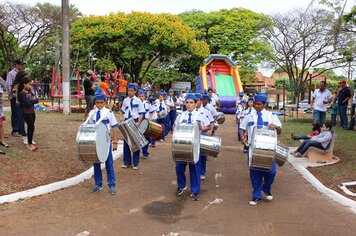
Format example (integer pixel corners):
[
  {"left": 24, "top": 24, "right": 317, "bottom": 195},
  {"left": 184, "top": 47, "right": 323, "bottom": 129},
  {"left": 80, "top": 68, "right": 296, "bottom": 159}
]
[{"left": 0, "top": 110, "right": 91, "bottom": 196}]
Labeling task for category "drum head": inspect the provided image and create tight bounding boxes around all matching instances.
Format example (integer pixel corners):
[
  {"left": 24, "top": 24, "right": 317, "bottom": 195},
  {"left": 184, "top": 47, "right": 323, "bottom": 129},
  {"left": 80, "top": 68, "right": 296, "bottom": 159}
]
[
  {"left": 139, "top": 119, "right": 149, "bottom": 134},
  {"left": 95, "top": 123, "right": 110, "bottom": 162},
  {"left": 192, "top": 124, "right": 200, "bottom": 164}
]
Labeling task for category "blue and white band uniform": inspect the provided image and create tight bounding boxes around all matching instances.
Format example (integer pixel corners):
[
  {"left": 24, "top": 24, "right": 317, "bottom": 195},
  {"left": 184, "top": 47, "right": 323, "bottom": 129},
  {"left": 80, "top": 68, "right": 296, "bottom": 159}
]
[
  {"left": 239, "top": 109, "right": 282, "bottom": 201},
  {"left": 142, "top": 100, "right": 153, "bottom": 157},
  {"left": 166, "top": 96, "right": 177, "bottom": 132},
  {"left": 121, "top": 96, "right": 145, "bottom": 167},
  {"left": 86, "top": 107, "right": 119, "bottom": 188},
  {"left": 203, "top": 103, "right": 218, "bottom": 118},
  {"left": 174, "top": 109, "right": 210, "bottom": 195}
]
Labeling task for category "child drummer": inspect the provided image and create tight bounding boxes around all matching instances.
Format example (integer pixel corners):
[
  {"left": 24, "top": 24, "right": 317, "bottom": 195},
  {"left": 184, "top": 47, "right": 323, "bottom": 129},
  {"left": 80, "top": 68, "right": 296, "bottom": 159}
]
[
  {"left": 239, "top": 94, "right": 282, "bottom": 206},
  {"left": 138, "top": 89, "right": 154, "bottom": 158},
  {"left": 120, "top": 83, "right": 145, "bottom": 170},
  {"left": 85, "top": 89, "right": 119, "bottom": 195},
  {"left": 174, "top": 93, "right": 210, "bottom": 201}
]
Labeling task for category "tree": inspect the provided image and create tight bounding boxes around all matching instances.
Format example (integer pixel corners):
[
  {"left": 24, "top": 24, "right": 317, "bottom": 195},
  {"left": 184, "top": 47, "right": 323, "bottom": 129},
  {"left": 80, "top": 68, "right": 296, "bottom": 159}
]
[
  {"left": 262, "top": 7, "right": 355, "bottom": 103},
  {"left": 179, "top": 8, "right": 274, "bottom": 83},
  {"left": 71, "top": 12, "right": 209, "bottom": 84}
]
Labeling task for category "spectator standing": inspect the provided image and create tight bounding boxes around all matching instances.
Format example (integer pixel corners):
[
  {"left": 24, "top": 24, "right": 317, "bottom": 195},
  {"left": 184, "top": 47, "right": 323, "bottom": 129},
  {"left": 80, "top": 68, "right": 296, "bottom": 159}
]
[
  {"left": 0, "top": 76, "right": 9, "bottom": 151},
  {"left": 346, "top": 80, "right": 356, "bottom": 130},
  {"left": 83, "top": 70, "right": 95, "bottom": 120},
  {"left": 310, "top": 81, "right": 333, "bottom": 126},
  {"left": 17, "top": 76, "right": 39, "bottom": 151},
  {"left": 5, "top": 60, "right": 25, "bottom": 137},
  {"left": 337, "top": 80, "right": 351, "bottom": 129},
  {"left": 98, "top": 75, "right": 110, "bottom": 97},
  {"left": 32, "top": 78, "right": 40, "bottom": 96},
  {"left": 117, "top": 76, "right": 127, "bottom": 112},
  {"left": 42, "top": 73, "right": 51, "bottom": 99}
]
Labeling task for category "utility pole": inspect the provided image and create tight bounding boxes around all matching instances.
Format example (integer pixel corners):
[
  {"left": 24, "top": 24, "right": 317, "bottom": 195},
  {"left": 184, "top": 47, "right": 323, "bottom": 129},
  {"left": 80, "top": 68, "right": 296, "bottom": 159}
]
[{"left": 62, "top": 0, "right": 71, "bottom": 115}]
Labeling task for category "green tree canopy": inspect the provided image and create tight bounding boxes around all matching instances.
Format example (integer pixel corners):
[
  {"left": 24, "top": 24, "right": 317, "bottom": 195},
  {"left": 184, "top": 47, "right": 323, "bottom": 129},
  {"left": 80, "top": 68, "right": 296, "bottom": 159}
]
[
  {"left": 71, "top": 12, "right": 209, "bottom": 84},
  {"left": 179, "top": 8, "right": 273, "bottom": 83}
]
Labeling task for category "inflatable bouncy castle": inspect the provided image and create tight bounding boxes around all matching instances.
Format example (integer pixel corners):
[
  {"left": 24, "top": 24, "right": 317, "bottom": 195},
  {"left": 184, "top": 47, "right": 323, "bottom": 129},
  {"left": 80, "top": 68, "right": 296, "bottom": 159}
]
[{"left": 196, "top": 54, "right": 243, "bottom": 114}]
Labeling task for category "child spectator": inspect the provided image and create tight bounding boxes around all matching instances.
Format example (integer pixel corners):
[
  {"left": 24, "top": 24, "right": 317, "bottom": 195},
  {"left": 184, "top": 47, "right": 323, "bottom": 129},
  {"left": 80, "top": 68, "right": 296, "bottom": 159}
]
[
  {"left": 291, "top": 122, "right": 321, "bottom": 141},
  {"left": 330, "top": 97, "right": 338, "bottom": 127},
  {"left": 18, "top": 76, "right": 39, "bottom": 151}
]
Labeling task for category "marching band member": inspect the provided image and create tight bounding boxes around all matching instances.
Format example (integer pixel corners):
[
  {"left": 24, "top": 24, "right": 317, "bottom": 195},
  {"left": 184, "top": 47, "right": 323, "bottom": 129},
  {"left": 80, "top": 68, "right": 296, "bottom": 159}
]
[
  {"left": 239, "top": 94, "right": 282, "bottom": 206},
  {"left": 236, "top": 91, "right": 245, "bottom": 108},
  {"left": 174, "top": 93, "right": 210, "bottom": 201},
  {"left": 208, "top": 88, "right": 220, "bottom": 109},
  {"left": 120, "top": 83, "right": 145, "bottom": 170},
  {"left": 148, "top": 95, "right": 158, "bottom": 147},
  {"left": 195, "top": 93, "right": 214, "bottom": 180},
  {"left": 236, "top": 99, "right": 246, "bottom": 141},
  {"left": 166, "top": 88, "right": 177, "bottom": 133},
  {"left": 162, "top": 91, "right": 170, "bottom": 137},
  {"left": 86, "top": 89, "right": 118, "bottom": 195},
  {"left": 156, "top": 92, "right": 168, "bottom": 141},
  {"left": 138, "top": 89, "right": 152, "bottom": 158},
  {"left": 202, "top": 94, "right": 218, "bottom": 120}
]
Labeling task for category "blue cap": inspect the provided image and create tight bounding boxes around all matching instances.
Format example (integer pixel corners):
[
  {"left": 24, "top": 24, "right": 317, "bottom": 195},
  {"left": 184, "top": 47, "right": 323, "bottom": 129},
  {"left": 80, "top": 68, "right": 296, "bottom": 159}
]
[
  {"left": 138, "top": 89, "right": 145, "bottom": 95},
  {"left": 128, "top": 83, "right": 137, "bottom": 90},
  {"left": 186, "top": 87, "right": 189, "bottom": 90},
  {"left": 95, "top": 89, "right": 106, "bottom": 100},
  {"left": 195, "top": 93, "right": 202, "bottom": 100},
  {"left": 168, "top": 88, "right": 174, "bottom": 93},
  {"left": 255, "top": 94, "right": 268, "bottom": 102},
  {"left": 240, "top": 99, "right": 247, "bottom": 104},
  {"left": 148, "top": 95, "right": 155, "bottom": 101},
  {"left": 248, "top": 96, "right": 254, "bottom": 101},
  {"left": 202, "top": 94, "right": 210, "bottom": 100},
  {"left": 239, "top": 92, "right": 244, "bottom": 97},
  {"left": 175, "top": 91, "right": 180, "bottom": 95},
  {"left": 159, "top": 91, "right": 166, "bottom": 97},
  {"left": 185, "top": 93, "right": 197, "bottom": 101}
]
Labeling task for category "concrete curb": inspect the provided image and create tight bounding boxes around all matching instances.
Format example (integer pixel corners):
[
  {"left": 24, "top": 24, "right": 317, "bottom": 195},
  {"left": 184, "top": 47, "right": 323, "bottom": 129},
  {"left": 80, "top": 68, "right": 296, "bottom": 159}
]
[
  {"left": 0, "top": 145, "right": 123, "bottom": 204},
  {"left": 288, "top": 147, "right": 356, "bottom": 214}
]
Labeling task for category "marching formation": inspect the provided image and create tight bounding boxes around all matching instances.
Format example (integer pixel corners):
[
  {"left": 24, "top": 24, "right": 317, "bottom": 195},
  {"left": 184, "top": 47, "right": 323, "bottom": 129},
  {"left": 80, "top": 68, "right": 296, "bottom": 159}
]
[{"left": 77, "top": 79, "right": 285, "bottom": 206}]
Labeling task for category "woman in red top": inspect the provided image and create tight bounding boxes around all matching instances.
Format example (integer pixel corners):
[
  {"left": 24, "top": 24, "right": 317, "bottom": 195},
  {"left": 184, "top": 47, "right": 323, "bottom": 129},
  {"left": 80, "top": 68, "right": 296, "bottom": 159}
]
[{"left": 291, "top": 123, "right": 321, "bottom": 141}]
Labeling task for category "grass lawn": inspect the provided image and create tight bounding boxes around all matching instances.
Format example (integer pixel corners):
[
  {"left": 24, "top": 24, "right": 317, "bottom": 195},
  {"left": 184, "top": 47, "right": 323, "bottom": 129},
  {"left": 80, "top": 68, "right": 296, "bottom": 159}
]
[{"left": 279, "top": 112, "right": 356, "bottom": 200}]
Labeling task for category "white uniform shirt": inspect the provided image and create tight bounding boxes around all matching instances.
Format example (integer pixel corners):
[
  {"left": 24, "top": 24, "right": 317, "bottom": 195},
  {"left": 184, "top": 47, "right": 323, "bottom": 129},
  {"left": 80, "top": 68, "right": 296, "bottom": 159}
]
[
  {"left": 236, "top": 105, "right": 244, "bottom": 119},
  {"left": 121, "top": 96, "right": 145, "bottom": 120},
  {"left": 240, "top": 109, "right": 282, "bottom": 144},
  {"left": 156, "top": 100, "right": 168, "bottom": 116},
  {"left": 165, "top": 96, "right": 175, "bottom": 109},
  {"left": 86, "top": 107, "right": 118, "bottom": 131},
  {"left": 175, "top": 109, "right": 210, "bottom": 128},
  {"left": 209, "top": 93, "right": 219, "bottom": 107},
  {"left": 243, "top": 106, "right": 256, "bottom": 117},
  {"left": 312, "top": 89, "right": 333, "bottom": 112},
  {"left": 203, "top": 103, "right": 218, "bottom": 117},
  {"left": 143, "top": 100, "right": 153, "bottom": 119},
  {"left": 197, "top": 107, "right": 215, "bottom": 124}
]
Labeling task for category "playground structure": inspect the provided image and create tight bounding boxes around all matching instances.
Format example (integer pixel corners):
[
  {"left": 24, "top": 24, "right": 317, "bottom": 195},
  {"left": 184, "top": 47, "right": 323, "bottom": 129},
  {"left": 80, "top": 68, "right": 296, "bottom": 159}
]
[
  {"left": 48, "top": 68, "right": 124, "bottom": 112},
  {"left": 196, "top": 54, "right": 243, "bottom": 114}
]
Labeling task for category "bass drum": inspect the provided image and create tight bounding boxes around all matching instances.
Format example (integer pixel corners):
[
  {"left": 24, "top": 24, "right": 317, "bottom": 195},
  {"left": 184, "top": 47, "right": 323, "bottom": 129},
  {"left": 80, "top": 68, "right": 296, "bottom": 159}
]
[
  {"left": 139, "top": 119, "right": 164, "bottom": 140},
  {"left": 249, "top": 127, "right": 277, "bottom": 171},
  {"left": 76, "top": 122, "right": 110, "bottom": 163},
  {"left": 118, "top": 118, "right": 148, "bottom": 152},
  {"left": 200, "top": 135, "right": 221, "bottom": 157},
  {"left": 275, "top": 143, "right": 289, "bottom": 167},
  {"left": 172, "top": 123, "right": 200, "bottom": 163}
]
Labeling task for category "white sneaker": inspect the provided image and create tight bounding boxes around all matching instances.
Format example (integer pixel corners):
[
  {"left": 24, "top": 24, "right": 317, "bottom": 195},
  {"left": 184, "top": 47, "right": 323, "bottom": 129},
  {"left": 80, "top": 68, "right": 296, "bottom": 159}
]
[
  {"left": 121, "top": 164, "right": 129, "bottom": 168},
  {"left": 249, "top": 199, "right": 261, "bottom": 206},
  {"left": 263, "top": 191, "right": 273, "bottom": 201},
  {"left": 200, "top": 175, "right": 206, "bottom": 180},
  {"left": 132, "top": 166, "right": 139, "bottom": 170}
]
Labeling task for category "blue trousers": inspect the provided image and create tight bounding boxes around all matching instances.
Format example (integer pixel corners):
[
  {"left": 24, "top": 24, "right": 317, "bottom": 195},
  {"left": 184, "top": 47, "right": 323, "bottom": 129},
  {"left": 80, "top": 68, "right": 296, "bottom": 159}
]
[
  {"left": 339, "top": 103, "right": 348, "bottom": 128},
  {"left": 93, "top": 144, "right": 115, "bottom": 187},
  {"left": 164, "top": 116, "right": 169, "bottom": 136},
  {"left": 142, "top": 136, "right": 150, "bottom": 157},
  {"left": 156, "top": 117, "right": 165, "bottom": 140},
  {"left": 250, "top": 160, "right": 276, "bottom": 200},
  {"left": 123, "top": 140, "right": 140, "bottom": 167},
  {"left": 313, "top": 109, "right": 326, "bottom": 126},
  {"left": 200, "top": 155, "right": 208, "bottom": 176},
  {"left": 175, "top": 158, "right": 201, "bottom": 194},
  {"left": 331, "top": 114, "right": 337, "bottom": 126},
  {"left": 296, "top": 140, "right": 325, "bottom": 155},
  {"left": 168, "top": 109, "right": 176, "bottom": 132},
  {"left": 10, "top": 98, "right": 18, "bottom": 133}
]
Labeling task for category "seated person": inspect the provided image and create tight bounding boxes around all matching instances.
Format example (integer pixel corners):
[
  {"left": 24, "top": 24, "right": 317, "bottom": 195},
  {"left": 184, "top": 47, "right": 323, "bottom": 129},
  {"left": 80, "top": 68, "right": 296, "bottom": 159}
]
[
  {"left": 291, "top": 122, "right": 320, "bottom": 141},
  {"left": 291, "top": 122, "right": 333, "bottom": 157}
]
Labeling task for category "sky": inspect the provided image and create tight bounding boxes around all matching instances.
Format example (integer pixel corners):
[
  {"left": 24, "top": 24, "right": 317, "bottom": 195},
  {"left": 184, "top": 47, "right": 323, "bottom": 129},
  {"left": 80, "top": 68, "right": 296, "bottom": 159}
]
[{"left": 3, "top": 0, "right": 355, "bottom": 15}]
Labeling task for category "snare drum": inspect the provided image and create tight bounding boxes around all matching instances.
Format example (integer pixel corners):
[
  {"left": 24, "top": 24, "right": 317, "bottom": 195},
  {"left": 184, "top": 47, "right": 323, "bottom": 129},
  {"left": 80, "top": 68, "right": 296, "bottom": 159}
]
[
  {"left": 275, "top": 143, "right": 289, "bottom": 167},
  {"left": 139, "top": 119, "right": 164, "bottom": 140},
  {"left": 76, "top": 122, "right": 110, "bottom": 163},
  {"left": 172, "top": 123, "right": 200, "bottom": 163},
  {"left": 216, "top": 112, "right": 225, "bottom": 124},
  {"left": 249, "top": 127, "right": 277, "bottom": 171},
  {"left": 118, "top": 118, "right": 148, "bottom": 152},
  {"left": 200, "top": 135, "right": 221, "bottom": 157}
]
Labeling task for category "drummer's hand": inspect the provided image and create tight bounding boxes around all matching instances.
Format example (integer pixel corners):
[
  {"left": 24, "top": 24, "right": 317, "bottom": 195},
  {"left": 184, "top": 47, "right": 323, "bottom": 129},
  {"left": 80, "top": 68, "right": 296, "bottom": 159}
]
[
  {"left": 135, "top": 122, "right": 139, "bottom": 128},
  {"left": 269, "top": 124, "right": 277, "bottom": 130}
]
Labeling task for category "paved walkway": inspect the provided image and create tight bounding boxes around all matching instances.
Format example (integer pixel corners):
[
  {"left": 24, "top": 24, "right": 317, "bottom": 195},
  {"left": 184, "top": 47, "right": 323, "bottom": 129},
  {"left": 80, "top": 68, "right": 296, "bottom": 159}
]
[{"left": 0, "top": 116, "right": 355, "bottom": 236}]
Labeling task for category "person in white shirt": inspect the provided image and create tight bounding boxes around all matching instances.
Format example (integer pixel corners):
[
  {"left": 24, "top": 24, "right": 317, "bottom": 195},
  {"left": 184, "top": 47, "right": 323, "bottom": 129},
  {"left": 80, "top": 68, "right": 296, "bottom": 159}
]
[
  {"left": 292, "top": 122, "right": 334, "bottom": 157},
  {"left": 174, "top": 93, "right": 211, "bottom": 201},
  {"left": 148, "top": 95, "right": 158, "bottom": 147},
  {"left": 236, "top": 92, "right": 245, "bottom": 108},
  {"left": 156, "top": 92, "right": 168, "bottom": 141},
  {"left": 239, "top": 94, "right": 282, "bottom": 206},
  {"left": 236, "top": 99, "right": 246, "bottom": 141},
  {"left": 346, "top": 80, "right": 356, "bottom": 130},
  {"left": 310, "top": 81, "right": 333, "bottom": 126},
  {"left": 208, "top": 88, "right": 220, "bottom": 109},
  {"left": 166, "top": 88, "right": 177, "bottom": 133},
  {"left": 138, "top": 89, "right": 153, "bottom": 158},
  {"left": 120, "top": 83, "right": 145, "bottom": 170},
  {"left": 86, "top": 89, "right": 119, "bottom": 195}
]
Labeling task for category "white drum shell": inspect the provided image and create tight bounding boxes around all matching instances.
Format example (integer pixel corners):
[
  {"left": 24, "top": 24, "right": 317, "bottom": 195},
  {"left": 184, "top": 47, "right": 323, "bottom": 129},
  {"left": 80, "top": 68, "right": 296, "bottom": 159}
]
[
  {"left": 200, "top": 135, "right": 221, "bottom": 157},
  {"left": 275, "top": 143, "right": 289, "bottom": 167},
  {"left": 172, "top": 123, "right": 200, "bottom": 163},
  {"left": 249, "top": 128, "right": 277, "bottom": 171},
  {"left": 76, "top": 123, "right": 110, "bottom": 163},
  {"left": 118, "top": 118, "right": 148, "bottom": 153}
]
